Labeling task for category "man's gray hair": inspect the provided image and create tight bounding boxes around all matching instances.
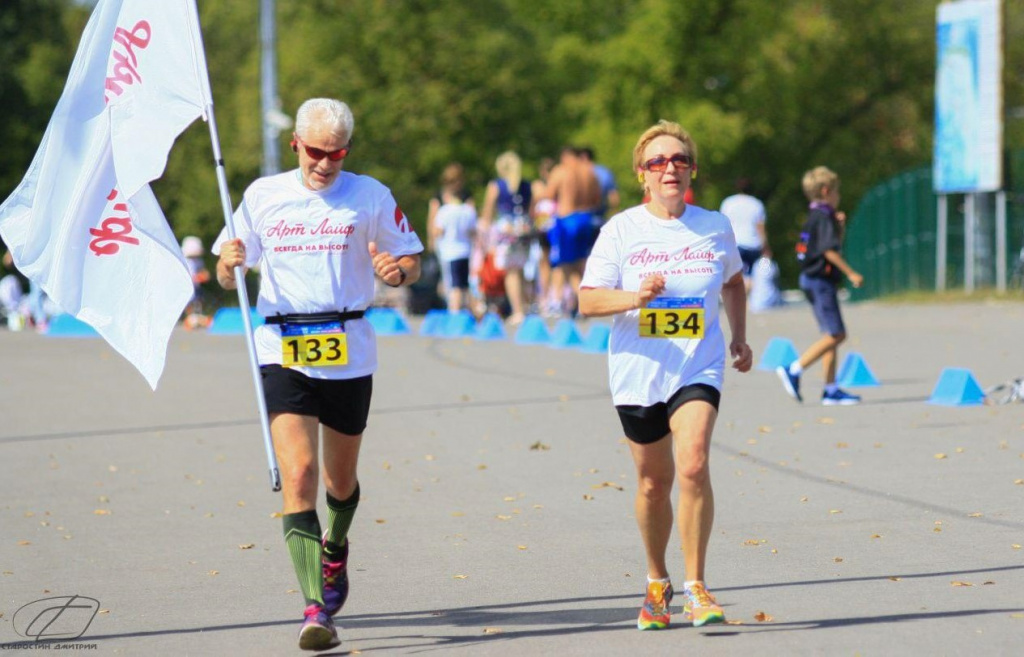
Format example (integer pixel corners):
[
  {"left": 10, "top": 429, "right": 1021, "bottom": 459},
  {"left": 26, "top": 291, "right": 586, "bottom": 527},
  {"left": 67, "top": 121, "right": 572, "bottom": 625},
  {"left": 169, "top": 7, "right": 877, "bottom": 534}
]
[{"left": 295, "top": 98, "right": 354, "bottom": 140}]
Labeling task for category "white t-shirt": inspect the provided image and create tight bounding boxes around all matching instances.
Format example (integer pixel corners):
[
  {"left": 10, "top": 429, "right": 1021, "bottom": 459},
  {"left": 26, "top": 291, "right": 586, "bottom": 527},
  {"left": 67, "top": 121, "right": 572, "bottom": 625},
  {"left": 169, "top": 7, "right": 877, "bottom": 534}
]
[
  {"left": 213, "top": 170, "right": 424, "bottom": 379},
  {"left": 718, "top": 193, "right": 765, "bottom": 250},
  {"left": 580, "top": 204, "right": 743, "bottom": 407},
  {"left": 434, "top": 202, "right": 476, "bottom": 262}
]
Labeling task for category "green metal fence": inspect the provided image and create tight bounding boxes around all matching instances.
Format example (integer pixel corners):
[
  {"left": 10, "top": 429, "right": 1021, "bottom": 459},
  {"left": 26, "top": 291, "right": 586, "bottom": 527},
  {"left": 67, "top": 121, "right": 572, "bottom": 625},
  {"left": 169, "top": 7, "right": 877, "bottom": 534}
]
[{"left": 846, "top": 153, "right": 1024, "bottom": 300}]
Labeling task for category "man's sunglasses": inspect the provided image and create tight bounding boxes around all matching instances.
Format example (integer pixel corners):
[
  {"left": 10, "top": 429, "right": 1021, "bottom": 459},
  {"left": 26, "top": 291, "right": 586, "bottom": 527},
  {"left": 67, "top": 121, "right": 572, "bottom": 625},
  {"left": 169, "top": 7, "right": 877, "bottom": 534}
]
[
  {"left": 643, "top": 154, "right": 694, "bottom": 173},
  {"left": 291, "top": 136, "right": 352, "bottom": 161}
]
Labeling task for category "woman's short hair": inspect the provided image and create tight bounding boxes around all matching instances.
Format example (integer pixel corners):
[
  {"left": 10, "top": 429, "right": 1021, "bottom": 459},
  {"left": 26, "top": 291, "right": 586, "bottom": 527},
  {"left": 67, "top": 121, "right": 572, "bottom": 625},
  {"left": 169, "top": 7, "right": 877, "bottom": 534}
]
[
  {"left": 801, "top": 166, "right": 839, "bottom": 202},
  {"left": 295, "top": 98, "right": 354, "bottom": 140},
  {"left": 632, "top": 120, "right": 698, "bottom": 174},
  {"left": 495, "top": 151, "right": 522, "bottom": 191}
]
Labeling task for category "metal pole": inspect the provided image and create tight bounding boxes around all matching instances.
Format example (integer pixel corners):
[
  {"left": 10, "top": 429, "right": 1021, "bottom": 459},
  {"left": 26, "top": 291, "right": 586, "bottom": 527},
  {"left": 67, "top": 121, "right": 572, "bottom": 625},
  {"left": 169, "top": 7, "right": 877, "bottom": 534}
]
[
  {"left": 995, "top": 190, "right": 1007, "bottom": 293},
  {"left": 936, "top": 194, "right": 948, "bottom": 292},
  {"left": 964, "top": 193, "right": 976, "bottom": 293},
  {"left": 260, "top": 0, "right": 281, "bottom": 177},
  {"left": 205, "top": 104, "right": 281, "bottom": 493}
]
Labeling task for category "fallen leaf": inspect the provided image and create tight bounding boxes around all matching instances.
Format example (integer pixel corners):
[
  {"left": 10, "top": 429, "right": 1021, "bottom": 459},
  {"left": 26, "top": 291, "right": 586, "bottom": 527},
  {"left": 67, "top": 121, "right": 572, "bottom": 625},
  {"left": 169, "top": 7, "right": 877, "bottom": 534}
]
[
  {"left": 758, "top": 425, "right": 772, "bottom": 433},
  {"left": 208, "top": 570, "right": 219, "bottom": 576},
  {"left": 503, "top": 496, "right": 516, "bottom": 502},
  {"left": 588, "top": 468, "right": 599, "bottom": 474},
  {"left": 747, "top": 439, "right": 758, "bottom": 445},
  {"left": 771, "top": 549, "right": 778, "bottom": 554},
  {"left": 836, "top": 442, "right": 849, "bottom": 449},
  {"left": 98, "top": 610, "right": 109, "bottom": 615},
  {"left": 270, "top": 512, "right": 283, "bottom": 519},
  {"left": 17, "top": 540, "right": 31, "bottom": 546},
  {"left": 94, "top": 509, "right": 111, "bottom": 515},
  {"left": 968, "top": 512, "right": 983, "bottom": 518},
  {"left": 934, "top": 527, "right": 942, "bottom": 532},
  {"left": 935, "top": 453, "right": 948, "bottom": 460},
  {"left": 1013, "top": 544, "right": 1021, "bottom": 550},
  {"left": 888, "top": 577, "right": 902, "bottom": 582},
  {"left": 724, "top": 619, "right": 744, "bottom": 625},
  {"left": 743, "top": 539, "right": 760, "bottom": 546},
  {"left": 477, "top": 464, "right": 487, "bottom": 470},
  {"left": 238, "top": 544, "right": 255, "bottom": 550},
  {"left": 983, "top": 581, "right": 995, "bottom": 585},
  {"left": 834, "top": 557, "right": 844, "bottom": 563},
  {"left": 483, "top": 627, "right": 503, "bottom": 634},
  {"left": 496, "top": 515, "right": 512, "bottom": 521},
  {"left": 286, "top": 589, "right": 298, "bottom": 594},
  {"left": 829, "top": 509, "right": 843, "bottom": 515},
  {"left": 800, "top": 496, "right": 809, "bottom": 502},
  {"left": 583, "top": 494, "right": 594, "bottom": 501},
  {"left": 817, "top": 417, "right": 835, "bottom": 425},
  {"left": 754, "top": 611, "right": 774, "bottom": 622},
  {"left": 517, "top": 545, "right": 528, "bottom": 550},
  {"left": 453, "top": 574, "right": 469, "bottom": 580},
  {"left": 871, "top": 534, "right": 883, "bottom": 539},
  {"left": 955, "top": 447, "right": 965, "bottom": 453},
  {"left": 382, "top": 462, "right": 392, "bottom": 470},
  {"left": 533, "top": 504, "right": 543, "bottom": 509},
  {"left": 951, "top": 581, "right": 973, "bottom": 587},
  {"left": 1014, "top": 479, "right": 1023, "bottom": 485},
  {"left": 425, "top": 454, "right": 435, "bottom": 461}
]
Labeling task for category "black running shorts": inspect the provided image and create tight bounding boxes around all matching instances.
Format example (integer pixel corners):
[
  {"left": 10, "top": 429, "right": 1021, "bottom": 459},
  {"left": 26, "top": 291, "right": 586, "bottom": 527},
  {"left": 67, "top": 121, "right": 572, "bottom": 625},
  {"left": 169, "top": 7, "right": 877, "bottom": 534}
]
[
  {"left": 260, "top": 365, "right": 372, "bottom": 436},
  {"left": 615, "top": 383, "right": 721, "bottom": 445}
]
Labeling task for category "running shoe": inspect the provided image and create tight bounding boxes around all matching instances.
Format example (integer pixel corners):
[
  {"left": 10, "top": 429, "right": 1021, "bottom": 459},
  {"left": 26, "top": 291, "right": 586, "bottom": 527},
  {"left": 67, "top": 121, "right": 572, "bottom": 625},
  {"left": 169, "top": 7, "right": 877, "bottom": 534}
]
[
  {"left": 321, "top": 534, "right": 349, "bottom": 617},
  {"left": 822, "top": 387, "right": 862, "bottom": 406},
  {"left": 681, "top": 582, "right": 725, "bottom": 627},
  {"left": 776, "top": 365, "right": 803, "bottom": 402},
  {"left": 637, "top": 580, "right": 673, "bottom": 630},
  {"left": 298, "top": 604, "right": 341, "bottom": 651}
]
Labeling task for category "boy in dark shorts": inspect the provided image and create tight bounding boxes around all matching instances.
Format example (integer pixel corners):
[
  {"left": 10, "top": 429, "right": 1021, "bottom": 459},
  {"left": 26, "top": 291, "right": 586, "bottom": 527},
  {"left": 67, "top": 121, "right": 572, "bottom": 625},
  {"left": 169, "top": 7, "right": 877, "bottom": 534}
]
[{"left": 777, "top": 166, "right": 865, "bottom": 406}]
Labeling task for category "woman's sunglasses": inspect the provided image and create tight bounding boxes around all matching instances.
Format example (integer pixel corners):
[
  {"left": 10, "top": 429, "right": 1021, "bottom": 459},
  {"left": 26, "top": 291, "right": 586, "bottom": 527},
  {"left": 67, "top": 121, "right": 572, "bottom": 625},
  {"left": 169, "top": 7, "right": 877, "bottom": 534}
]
[{"left": 643, "top": 154, "right": 694, "bottom": 173}]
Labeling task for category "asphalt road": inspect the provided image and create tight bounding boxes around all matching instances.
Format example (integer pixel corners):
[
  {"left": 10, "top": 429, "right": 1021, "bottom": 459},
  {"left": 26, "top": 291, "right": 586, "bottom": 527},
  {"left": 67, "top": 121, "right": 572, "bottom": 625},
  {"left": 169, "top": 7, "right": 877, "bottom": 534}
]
[{"left": 1, "top": 299, "right": 1022, "bottom": 656}]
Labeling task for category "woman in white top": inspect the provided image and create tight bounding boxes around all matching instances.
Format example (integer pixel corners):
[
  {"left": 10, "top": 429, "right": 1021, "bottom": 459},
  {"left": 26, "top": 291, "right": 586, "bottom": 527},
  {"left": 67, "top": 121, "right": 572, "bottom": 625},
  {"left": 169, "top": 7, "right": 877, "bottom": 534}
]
[{"left": 579, "top": 120, "right": 751, "bottom": 631}]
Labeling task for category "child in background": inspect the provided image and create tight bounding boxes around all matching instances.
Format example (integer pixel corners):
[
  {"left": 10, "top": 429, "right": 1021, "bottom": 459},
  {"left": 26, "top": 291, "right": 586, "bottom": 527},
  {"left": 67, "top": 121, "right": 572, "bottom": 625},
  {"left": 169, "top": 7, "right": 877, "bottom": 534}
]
[{"left": 776, "top": 166, "right": 864, "bottom": 406}]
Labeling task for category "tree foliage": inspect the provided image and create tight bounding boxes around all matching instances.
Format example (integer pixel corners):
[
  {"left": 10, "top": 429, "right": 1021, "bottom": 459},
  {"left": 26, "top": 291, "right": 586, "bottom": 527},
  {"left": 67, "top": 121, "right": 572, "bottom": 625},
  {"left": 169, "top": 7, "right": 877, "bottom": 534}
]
[{"left": 3, "top": 0, "right": 1022, "bottom": 286}]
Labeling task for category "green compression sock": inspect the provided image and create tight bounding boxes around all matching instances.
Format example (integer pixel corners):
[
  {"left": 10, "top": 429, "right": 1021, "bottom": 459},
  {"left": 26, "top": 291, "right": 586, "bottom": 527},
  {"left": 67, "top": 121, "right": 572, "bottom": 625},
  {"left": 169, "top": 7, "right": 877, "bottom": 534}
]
[
  {"left": 324, "top": 484, "right": 360, "bottom": 561},
  {"left": 282, "top": 510, "right": 324, "bottom": 608}
]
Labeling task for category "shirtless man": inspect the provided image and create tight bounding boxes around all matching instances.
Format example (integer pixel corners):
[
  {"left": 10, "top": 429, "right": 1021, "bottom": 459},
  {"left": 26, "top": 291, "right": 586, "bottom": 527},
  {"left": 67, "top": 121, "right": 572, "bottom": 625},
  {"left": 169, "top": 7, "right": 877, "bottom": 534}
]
[{"left": 544, "top": 147, "right": 602, "bottom": 314}]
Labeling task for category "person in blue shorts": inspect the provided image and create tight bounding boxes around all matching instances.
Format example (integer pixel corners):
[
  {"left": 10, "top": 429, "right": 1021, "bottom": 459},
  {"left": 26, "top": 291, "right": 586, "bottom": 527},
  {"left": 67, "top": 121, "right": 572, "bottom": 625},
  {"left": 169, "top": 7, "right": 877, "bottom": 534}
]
[{"left": 776, "top": 166, "right": 865, "bottom": 406}]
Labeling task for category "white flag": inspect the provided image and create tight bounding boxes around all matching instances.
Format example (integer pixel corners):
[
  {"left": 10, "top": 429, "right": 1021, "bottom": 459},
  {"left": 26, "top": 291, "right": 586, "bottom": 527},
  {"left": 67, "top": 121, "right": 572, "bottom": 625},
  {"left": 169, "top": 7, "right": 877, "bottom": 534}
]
[{"left": 0, "top": 0, "right": 213, "bottom": 389}]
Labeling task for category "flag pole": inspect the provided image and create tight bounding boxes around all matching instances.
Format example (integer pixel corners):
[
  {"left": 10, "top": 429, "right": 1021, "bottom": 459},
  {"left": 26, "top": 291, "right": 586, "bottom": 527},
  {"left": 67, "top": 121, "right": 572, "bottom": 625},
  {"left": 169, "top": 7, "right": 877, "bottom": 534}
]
[
  {"left": 183, "top": 0, "right": 278, "bottom": 491},
  {"left": 204, "top": 105, "right": 281, "bottom": 493}
]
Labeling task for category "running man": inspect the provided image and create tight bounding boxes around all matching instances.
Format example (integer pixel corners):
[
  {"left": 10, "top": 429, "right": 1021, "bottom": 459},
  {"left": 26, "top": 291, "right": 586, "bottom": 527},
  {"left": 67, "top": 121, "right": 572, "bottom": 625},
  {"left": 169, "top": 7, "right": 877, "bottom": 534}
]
[
  {"left": 215, "top": 98, "right": 423, "bottom": 651},
  {"left": 579, "top": 120, "right": 751, "bottom": 630}
]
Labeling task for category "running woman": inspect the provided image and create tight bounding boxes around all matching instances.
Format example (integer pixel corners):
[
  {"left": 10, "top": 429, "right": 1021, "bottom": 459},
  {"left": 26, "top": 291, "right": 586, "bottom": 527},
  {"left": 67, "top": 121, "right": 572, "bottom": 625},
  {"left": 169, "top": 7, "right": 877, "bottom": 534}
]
[
  {"left": 578, "top": 120, "right": 752, "bottom": 631},
  {"left": 215, "top": 98, "right": 423, "bottom": 651}
]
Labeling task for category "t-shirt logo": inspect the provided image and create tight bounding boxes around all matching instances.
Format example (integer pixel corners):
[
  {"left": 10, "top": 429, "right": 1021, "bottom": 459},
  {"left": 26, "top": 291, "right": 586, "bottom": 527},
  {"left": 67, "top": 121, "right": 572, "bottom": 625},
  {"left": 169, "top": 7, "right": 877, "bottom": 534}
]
[{"left": 394, "top": 206, "right": 411, "bottom": 233}]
